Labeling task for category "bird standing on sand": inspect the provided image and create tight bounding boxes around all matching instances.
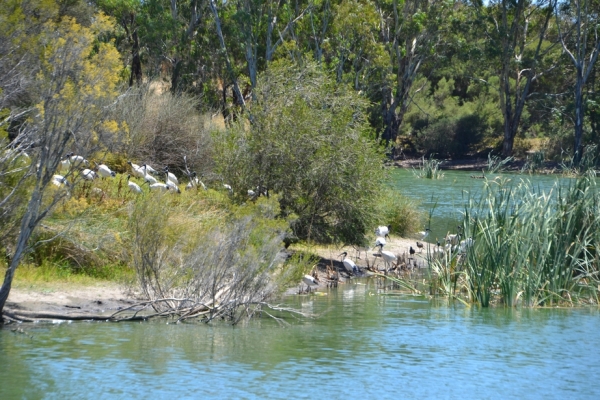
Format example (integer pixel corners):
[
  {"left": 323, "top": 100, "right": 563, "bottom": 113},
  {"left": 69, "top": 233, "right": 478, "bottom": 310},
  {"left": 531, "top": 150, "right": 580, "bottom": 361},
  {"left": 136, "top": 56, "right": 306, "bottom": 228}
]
[
  {"left": 416, "top": 241, "right": 424, "bottom": 252},
  {"left": 416, "top": 228, "right": 431, "bottom": 240},
  {"left": 409, "top": 246, "right": 416, "bottom": 258},
  {"left": 373, "top": 236, "right": 387, "bottom": 250},
  {"left": 375, "top": 225, "right": 391, "bottom": 239}
]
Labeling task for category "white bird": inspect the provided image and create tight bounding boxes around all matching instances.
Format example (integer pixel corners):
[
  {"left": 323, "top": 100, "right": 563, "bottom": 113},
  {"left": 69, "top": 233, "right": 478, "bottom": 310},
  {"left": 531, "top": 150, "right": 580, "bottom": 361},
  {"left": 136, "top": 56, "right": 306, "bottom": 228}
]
[
  {"left": 97, "top": 163, "right": 116, "bottom": 178},
  {"left": 445, "top": 226, "right": 463, "bottom": 246},
  {"left": 373, "top": 236, "right": 386, "bottom": 250},
  {"left": 185, "top": 172, "right": 207, "bottom": 191},
  {"left": 81, "top": 168, "right": 97, "bottom": 180},
  {"left": 70, "top": 154, "right": 89, "bottom": 166},
  {"left": 375, "top": 225, "right": 391, "bottom": 239},
  {"left": 128, "top": 161, "right": 145, "bottom": 178},
  {"left": 144, "top": 164, "right": 159, "bottom": 175},
  {"left": 375, "top": 243, "right": 397, "bottom": 271},
  {"left": 302, "top": 274, "right": 319, "bottom": 293},
  {"left": 148, "top": 182, "right": 170, "bottom": 192},
  {"left": 52, "top": 174, "right": 69, "bottom": 187},
  {"left": 458, "top": 237, "right": 474, "bottom": 254},
  {"left": 164, "top": 172, "right": 181, "bottom": 193},
  {"left": 416, "top": 228, "right": 431, "bottom": 240},
  {"left": 142, "top": 165, "right": 158, "bottom": 184},
  {"left": 60, "top": 154, "right": 71, "bottom": 172},
  {"left": 339, "top": 252, "right": 359, "bottom": 275},
  {"left": 127, "top": 174, "right": 142, "bottom": 194},
  {"left": 445, "top": 233, "right": 461, "bottom": 246},
  {"left": 164, "top": 166, "right": 179, "bottom": 185},
  {"left": 223, "top": 183, "right": 233, "bottom": 192}
]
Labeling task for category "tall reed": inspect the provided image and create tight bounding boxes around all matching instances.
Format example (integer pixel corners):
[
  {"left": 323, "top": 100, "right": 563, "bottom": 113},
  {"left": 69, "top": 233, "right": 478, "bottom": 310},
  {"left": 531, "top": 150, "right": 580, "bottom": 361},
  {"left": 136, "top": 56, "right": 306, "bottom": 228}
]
[
  {"left": 413, "top": 156, "right": 444, "bottom": 179},
  {"left": 461, "top": 173, "right": 600, "bottom": 307}
]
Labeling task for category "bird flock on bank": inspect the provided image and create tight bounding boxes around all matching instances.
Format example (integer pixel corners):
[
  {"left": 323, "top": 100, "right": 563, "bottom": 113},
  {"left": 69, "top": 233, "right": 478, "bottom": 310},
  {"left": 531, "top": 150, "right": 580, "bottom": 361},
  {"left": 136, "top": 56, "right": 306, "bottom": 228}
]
[
  {"left": 300, "top": 223, "right": 476, "bottom": 294},
  {"left": 47, "top": 153, "right": 477, "bottom": 295},
  {"left": 50, "top": 153, "right": 266, "bottom": 200}
]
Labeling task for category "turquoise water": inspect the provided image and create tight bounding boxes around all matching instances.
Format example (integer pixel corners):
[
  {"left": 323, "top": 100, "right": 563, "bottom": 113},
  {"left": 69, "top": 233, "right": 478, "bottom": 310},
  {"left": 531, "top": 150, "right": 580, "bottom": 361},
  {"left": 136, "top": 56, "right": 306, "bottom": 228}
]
[
  {"left": 2, "top": 278, "right": 599, "bottom": 399},
  {"left": 2, "top": 170, "right": 599, "bottom": 399},
  {"left": 389, "top": 169, "right": 580, "bottom": 242}
]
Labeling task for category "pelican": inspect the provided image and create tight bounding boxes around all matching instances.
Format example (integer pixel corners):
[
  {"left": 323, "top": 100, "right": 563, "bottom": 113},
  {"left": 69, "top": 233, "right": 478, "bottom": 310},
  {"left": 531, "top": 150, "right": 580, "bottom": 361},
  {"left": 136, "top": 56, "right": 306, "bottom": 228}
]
[{"left": 339, "top": 252, "right": 359, "bottom": 275}]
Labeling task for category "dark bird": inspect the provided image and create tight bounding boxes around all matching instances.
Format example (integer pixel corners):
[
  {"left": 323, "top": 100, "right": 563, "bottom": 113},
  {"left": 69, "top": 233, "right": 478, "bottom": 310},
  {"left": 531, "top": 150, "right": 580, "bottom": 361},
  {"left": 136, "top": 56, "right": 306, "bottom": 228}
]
[
  {"left": 416, "top": 241, "right": 424, "bottom": 252},
  {"left": 409, "top": 246, "right": 416, "bottom": 258}
]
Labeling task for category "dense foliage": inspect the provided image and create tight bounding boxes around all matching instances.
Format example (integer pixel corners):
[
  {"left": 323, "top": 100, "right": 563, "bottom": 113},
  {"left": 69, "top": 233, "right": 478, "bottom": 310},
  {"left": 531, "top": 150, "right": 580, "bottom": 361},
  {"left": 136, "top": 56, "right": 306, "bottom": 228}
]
[{"left": 2, "top": 0, "right": 600, "bottom": 313}]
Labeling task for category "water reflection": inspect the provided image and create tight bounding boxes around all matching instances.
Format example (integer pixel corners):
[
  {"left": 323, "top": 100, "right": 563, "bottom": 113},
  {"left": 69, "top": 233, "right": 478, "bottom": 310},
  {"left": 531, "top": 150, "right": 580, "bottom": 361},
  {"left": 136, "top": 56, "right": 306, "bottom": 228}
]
[{"left": 1, "top": 279, "right": 599, "bottom": 399}]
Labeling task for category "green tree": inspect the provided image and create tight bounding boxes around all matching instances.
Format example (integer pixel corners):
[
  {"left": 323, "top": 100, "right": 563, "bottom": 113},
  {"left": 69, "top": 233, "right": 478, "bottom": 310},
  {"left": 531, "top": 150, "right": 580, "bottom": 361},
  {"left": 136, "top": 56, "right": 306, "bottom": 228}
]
[
  {"left": 483, "top": 0, "right": 556, "bottom": 157},
  {"left": 0, "top": 6, "right": 123, "bottom": 315},
  {"left": 215, "top": 61, "right": 384, "bottom": 244},
  {"left": 556, "top": 0, "right": 600, "bottom": 164}
]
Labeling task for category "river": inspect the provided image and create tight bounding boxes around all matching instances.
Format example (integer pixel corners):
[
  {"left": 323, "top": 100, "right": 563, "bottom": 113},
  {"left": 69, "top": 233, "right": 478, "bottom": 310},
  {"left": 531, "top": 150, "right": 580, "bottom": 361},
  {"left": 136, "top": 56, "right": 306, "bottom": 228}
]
[
  {"left": 1, "top": 170, "right": 599, "bottom": 399},
  {"left": 2, "top": 278, "right": 600, "bottom": 399}
]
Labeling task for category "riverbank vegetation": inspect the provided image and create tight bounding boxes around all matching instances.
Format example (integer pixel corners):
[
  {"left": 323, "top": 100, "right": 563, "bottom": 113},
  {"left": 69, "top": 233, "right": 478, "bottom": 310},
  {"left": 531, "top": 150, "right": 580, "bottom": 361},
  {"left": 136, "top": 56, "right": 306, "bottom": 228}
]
[
  {"left": 2, "top": 0, "right": 600, "bottom": 320},
  {"left": 383, "top": 172, "right": 600, "bottom": 308}
]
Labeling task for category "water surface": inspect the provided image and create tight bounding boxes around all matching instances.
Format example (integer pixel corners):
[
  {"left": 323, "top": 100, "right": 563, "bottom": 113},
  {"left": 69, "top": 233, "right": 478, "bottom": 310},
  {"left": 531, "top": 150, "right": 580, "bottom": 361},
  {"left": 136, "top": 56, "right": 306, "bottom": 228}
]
[
  {"left": 2, "top": 278, "right": 599, "bottom": 399},
  {"left": 389, "top": 169, "right": 580, "bottom": 242}
]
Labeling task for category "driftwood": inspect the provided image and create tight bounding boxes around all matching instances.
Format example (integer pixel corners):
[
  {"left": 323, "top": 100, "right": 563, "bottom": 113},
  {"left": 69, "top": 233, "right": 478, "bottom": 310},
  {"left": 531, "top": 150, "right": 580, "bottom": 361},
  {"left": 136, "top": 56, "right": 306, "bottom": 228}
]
[{"left": 2, "top": 298, "right": 314, "bottom": 324}]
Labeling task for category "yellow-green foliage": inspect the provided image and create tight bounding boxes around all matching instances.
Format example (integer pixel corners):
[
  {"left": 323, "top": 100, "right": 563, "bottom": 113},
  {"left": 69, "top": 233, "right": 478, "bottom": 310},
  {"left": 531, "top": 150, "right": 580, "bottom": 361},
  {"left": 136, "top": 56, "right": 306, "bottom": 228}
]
[{"left": 376, "top": 187, "right": 422, "bottom": 237}]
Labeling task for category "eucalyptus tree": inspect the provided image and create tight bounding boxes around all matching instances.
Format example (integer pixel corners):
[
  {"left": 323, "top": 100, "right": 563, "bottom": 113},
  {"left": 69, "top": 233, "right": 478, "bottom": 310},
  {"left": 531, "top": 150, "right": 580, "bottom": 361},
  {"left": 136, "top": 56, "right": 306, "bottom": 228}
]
[
  {"left": 215, "top": 61, "right": 384, "bottom": 245},
  {"left": 328, "top": 0, "right": 385, "bottom": 89},
  {"left": 555, "top": 0, "right": 600, "bottom": 164},
  {"left": 233, "top": 0, "right": 309, "bottom": 90},
  {"left": 375, "top": 0, "right": 449, "bottom": 146},
  {"left": 96, "top": 0, "right": 143, "bottom": 87},
  {"left": 481, "top": 0, "right": 557, "bottom": 157}
]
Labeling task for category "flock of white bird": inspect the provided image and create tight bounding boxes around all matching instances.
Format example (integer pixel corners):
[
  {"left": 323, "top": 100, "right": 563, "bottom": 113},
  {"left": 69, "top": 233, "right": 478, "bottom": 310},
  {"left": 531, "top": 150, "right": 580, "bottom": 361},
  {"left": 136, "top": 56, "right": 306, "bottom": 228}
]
[{"left": 51, "top": 153, "right": 241, "bottom": 197}]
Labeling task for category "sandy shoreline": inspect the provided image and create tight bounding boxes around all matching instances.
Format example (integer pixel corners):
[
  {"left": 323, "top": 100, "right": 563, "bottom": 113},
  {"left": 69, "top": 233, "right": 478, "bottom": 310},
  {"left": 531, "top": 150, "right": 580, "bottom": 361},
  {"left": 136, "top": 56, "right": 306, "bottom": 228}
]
[
  {"left": 4, "top": 235, "right": 431, "bottom": 321},
  {"left": 5, "top": 282, "right": 142, "bottom": 320}
]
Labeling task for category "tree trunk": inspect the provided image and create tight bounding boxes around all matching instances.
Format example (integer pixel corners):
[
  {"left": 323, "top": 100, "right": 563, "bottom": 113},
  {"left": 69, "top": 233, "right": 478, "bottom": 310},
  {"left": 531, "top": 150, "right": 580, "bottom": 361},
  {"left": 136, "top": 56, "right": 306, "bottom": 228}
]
[
  {"left": 210, "top": 0, "right": 245, "bottom": 111},
  {"left": 573, "top": 71, "right": 585, "bottom": 164},
  {"left": 128, "top": 13, "right": 142, "bottom": 87},
  {"left": 0, "top": 190, "right": 41, "bottom": 314}
]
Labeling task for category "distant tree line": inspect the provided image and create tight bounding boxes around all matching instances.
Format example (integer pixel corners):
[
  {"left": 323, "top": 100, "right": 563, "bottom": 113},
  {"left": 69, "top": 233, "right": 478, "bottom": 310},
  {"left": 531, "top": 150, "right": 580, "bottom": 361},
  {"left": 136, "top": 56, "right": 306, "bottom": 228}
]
[{"left": 1, "top": 0, "right": 599, "bottom": 162}]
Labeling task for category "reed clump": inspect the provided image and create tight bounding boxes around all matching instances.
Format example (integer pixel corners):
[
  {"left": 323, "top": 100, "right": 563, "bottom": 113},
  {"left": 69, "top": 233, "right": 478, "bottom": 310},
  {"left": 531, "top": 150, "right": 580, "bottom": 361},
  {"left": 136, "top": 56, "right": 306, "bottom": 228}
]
[
  {"left": 413, "top": 156, "right": 444, "bottom": 179},
  {"left": 425, "top": 173, "right": 600, "bottom": 307}
]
